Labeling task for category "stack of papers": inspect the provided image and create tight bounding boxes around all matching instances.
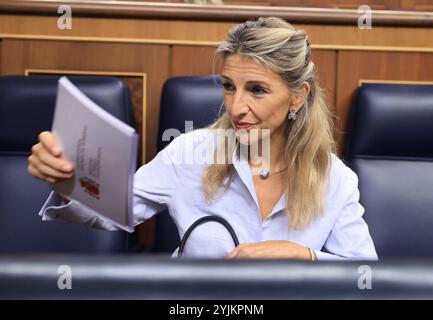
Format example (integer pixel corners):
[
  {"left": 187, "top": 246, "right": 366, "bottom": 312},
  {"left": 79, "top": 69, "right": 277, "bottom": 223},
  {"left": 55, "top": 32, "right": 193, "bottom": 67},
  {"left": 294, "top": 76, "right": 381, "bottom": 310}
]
[{"left": 51, "top": 77, "right": 137, "bottom": 232}]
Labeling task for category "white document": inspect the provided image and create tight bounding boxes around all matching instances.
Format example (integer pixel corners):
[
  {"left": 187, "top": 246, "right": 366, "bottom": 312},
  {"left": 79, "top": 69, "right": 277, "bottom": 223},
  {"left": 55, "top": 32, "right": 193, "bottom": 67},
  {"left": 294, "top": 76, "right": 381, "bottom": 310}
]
[{"left": 51, "top": 77, "right": 138, "bottom": 232}]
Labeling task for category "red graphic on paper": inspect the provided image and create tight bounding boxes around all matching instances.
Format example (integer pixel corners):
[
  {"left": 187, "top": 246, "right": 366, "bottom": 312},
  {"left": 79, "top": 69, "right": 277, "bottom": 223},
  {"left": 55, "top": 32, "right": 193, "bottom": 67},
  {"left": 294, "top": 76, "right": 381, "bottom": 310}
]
[{"left": 79, "top": 177, "right": 100, "bottom": 199}]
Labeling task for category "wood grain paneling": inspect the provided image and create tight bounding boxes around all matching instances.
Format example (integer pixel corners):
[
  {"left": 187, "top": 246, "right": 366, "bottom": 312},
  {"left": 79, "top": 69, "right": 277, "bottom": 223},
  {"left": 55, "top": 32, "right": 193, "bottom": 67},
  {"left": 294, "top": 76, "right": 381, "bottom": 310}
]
[
  {"left": 336, "top": 50, "right": 433, "bottom": 155},
  {"left": 311, "top": 50, "right": 337, "bottom": 114},
  {"left": 2, "top": 15, "right": 433, "bottom": 55},
  {"left": 225, "top": 0, "right": 433, "bottom": 11},
  {"left": 172, "top": 45, "right": 219, "bottom": 76},
  {"left": 1, "top": 1, "right": 432, "bottom": 26},
  {"left": 0, "top": 14, "right": 232, "bottom": 43}
]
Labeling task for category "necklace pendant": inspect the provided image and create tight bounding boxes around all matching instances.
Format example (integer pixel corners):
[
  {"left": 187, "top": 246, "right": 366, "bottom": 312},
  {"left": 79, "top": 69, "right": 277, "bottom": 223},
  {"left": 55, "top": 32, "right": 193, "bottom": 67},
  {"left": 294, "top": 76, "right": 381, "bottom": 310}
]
[{"left": 260, "top": 169, "right": 270, "bottom": 179}]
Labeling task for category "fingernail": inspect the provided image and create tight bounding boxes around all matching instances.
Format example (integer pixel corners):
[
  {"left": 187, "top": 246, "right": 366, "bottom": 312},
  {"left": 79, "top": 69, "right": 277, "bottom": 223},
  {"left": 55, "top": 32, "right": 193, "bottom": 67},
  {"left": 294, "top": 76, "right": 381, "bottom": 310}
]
[
  {"left": 52, "top": 147, "right": 60, "bottom": 155},
  {"left": 63, "top": 164, "right": 72, "bottom": 171}
]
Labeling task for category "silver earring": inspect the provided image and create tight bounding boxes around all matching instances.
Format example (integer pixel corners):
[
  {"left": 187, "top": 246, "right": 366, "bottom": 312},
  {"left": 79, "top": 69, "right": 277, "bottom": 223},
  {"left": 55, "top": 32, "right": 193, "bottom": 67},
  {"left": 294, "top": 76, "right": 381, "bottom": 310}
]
[{"left": 287, "top": 109, "right": 297, "bottom": 121}]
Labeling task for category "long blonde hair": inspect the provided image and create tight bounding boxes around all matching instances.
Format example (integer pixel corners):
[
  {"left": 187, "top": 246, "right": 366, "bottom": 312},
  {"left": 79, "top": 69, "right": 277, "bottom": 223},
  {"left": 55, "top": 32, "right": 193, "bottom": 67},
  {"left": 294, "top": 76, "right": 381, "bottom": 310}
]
[{"left": 203, "top": 17, "right": 336, "bottom": 230}]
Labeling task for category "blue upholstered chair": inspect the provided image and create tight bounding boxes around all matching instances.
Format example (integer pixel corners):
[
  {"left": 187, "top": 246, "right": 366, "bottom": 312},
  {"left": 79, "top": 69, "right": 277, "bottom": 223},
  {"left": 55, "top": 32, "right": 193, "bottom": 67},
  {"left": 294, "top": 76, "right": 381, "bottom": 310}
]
[
  {"left": 345, "top": 83, "right": 433, "bottom": 258},
  {"left": 152, "top": 75, "right": 223, "bottom": 253},
  {"left": 0, "top": 75, "right": 135, "bottom": 253}
]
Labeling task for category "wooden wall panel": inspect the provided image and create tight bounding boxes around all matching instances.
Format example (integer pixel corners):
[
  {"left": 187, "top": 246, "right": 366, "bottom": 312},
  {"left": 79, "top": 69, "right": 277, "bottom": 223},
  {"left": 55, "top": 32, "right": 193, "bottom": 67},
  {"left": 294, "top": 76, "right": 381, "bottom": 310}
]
[
  {"left": 224, "top": 0, "right": 433, "bottom": 11},
  {"left": 0, "top": 14, "right": 231, "bottom": 44},
  {"left": 336, "top": 51, "right": 433, "bottom": 155},
  {"left": 0, "top": 39, "right": 25, "bottom": 74},
  {"left": 130, "top": 0, "right": 433, "bottom": 10},
  {"left": 1, "top": 14, "right": 433, "bottom": 50},
  {"left": 172, "top": 45, "right": 218, "bottom": 76},
  {"left": 311, "top": 50, "right": 337, "bottom": 114}
]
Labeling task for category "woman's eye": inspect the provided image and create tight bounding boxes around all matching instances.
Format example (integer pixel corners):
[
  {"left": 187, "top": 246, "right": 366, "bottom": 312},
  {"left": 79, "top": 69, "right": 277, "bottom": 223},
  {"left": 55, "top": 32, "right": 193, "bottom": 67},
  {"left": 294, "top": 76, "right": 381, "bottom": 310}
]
[
  {"left": 222, "top": 83, "right": 234, "bottom": 91},
  {"left": 251, "top": 86, "right": 268, "bottom": 95}
]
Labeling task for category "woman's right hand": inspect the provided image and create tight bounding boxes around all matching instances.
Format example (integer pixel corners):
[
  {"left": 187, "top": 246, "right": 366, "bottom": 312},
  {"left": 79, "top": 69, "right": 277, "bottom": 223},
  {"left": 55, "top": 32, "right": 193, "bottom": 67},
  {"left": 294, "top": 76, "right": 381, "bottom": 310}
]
[{"left": 28, "top": 131, "right": 75, "bottom": 183}]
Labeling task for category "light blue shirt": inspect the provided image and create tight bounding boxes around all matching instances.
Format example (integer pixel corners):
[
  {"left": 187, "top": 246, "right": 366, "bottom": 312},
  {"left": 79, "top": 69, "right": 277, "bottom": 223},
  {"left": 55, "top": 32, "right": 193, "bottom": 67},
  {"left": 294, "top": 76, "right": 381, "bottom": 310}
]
[{"left": 40, "top": 129, "right": 378, "bottom": 260}]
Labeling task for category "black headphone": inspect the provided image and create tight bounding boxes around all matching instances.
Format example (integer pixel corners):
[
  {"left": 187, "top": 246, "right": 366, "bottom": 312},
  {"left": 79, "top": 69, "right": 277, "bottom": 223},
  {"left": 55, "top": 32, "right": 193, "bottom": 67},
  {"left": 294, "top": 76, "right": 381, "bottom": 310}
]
[{"left": 177, "top": 215, "right": 240, "bottom": 258}]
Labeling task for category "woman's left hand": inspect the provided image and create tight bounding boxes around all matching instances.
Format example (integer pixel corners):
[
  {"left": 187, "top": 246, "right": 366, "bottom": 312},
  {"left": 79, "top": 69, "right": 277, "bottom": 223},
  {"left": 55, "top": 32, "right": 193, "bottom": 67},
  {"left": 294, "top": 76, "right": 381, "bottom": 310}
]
[{"left": 225, "top": 240, "right": 312, "bottom": 260}]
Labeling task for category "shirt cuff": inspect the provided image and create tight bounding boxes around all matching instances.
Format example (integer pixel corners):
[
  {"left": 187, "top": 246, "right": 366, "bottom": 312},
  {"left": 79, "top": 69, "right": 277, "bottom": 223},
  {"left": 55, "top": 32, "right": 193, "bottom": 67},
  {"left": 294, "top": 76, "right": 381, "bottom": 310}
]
[
  {"left": 314, "top": 250, "right": 348, "bottom": 261},
  {"left": 38, "top": 191, "right": 120, "bottom": 231},
  {"left": 314, "top": 250, "right": 379, "bottom": 261}
]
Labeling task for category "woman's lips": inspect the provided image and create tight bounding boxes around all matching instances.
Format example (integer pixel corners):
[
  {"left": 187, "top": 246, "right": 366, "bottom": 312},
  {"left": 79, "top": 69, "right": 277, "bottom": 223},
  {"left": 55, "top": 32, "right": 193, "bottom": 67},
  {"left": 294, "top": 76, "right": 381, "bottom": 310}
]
[{"left": 234, "top": 122, "right": 256, "bottom": 130}]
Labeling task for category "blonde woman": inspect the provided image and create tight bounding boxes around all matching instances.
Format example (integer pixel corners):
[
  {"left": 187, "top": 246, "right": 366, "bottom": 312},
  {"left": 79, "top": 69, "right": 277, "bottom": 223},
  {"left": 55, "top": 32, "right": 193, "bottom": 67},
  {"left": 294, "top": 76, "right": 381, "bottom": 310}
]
[{"left": 28, "top": 17, "right": 377, "bottom": 260}]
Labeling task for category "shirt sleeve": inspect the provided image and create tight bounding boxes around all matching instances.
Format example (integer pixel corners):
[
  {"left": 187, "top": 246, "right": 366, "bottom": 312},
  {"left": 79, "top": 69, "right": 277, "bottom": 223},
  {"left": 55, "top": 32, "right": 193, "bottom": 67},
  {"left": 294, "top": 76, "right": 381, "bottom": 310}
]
[
  {"left": 314, "top": 168, "right": 379, "bottom": 261},
  {"left": 38, "top": 133, "right": 185, "bottom": 232},
  {"left": 130, "top": 134, "right": 183, "bottom": 226}
]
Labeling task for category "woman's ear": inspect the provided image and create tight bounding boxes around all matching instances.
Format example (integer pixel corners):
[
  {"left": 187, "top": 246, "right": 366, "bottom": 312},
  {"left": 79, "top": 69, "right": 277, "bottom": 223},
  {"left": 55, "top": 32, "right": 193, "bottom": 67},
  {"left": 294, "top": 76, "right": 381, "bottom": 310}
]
[{"left": 290, "top": 82, "right": 311, "bottom": 112}]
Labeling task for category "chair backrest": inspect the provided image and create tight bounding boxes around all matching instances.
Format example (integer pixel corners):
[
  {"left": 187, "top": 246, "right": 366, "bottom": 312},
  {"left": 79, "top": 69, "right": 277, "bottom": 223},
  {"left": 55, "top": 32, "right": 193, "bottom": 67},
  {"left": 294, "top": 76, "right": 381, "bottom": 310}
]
[
  {"left": 0, "top": 75, "right": 135, "bottom": 254},
  {"left": 345, "top": 83, "right": 433, "bottom": 258},
  {"left": 152, "top": 75, "right": 223, "bottom": 253}
]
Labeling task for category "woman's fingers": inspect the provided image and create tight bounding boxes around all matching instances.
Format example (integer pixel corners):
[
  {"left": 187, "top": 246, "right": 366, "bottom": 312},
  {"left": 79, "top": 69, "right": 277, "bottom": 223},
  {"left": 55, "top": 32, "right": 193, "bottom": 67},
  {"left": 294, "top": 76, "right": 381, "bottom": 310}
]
[
  {"left": 28, "top": 131, "right": 75, "bottom": 183},
  {"left": 39, "top": 131, "right": 62, "bottom": 157},
  {"left": 35, "top": 146, "right": 73, "bottom": 173},
  {"left": 27, "top": 162, "right": 57, "bottom": 183},
  {"left": 28, "top": 154, "right": 73, "bottom": 179}
]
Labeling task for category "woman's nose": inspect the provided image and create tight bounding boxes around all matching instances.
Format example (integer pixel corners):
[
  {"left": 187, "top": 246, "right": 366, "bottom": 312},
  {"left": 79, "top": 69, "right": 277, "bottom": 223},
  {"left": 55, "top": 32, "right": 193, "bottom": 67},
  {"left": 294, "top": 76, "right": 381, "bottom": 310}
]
[{"left": 229, "top": 92, "right": 249, "bottom": 117}]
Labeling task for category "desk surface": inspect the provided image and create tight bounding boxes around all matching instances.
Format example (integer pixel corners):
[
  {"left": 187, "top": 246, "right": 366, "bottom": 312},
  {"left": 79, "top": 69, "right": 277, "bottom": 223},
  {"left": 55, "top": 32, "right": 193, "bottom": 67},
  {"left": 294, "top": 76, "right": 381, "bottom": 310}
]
[{"left": 1, "top": 255, "right": 433, "bottom": 299}]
